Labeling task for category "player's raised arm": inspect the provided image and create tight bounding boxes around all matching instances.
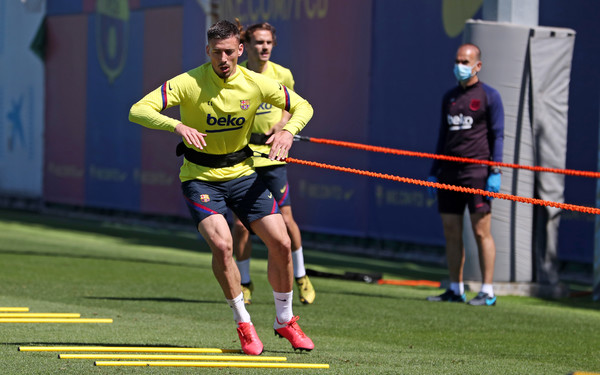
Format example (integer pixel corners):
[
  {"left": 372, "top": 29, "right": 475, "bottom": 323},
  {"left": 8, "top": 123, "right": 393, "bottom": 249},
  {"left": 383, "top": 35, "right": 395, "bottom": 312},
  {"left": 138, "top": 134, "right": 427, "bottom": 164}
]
[
  {"left": 129, "top": 77, "right": 207, "bottom": 150},
  {"left": 129, "top": 79, "right": 183, "bottom": 132}
]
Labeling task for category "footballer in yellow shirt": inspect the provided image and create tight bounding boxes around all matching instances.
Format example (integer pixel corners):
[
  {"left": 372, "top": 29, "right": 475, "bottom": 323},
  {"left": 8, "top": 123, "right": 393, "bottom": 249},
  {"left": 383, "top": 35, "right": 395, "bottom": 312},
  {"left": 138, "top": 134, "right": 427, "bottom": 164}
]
[
  {"left": 128, "top": 20, "right": 315, "bottom": 356},
  {"left": 240, "top": 59, "right": 294, "bottom": 168},
  {"left": 232, "top": 20, "right": 316, "bottom": 307},
  {"left": 130, "top": 59, "right": 310, "bottom": 182}
]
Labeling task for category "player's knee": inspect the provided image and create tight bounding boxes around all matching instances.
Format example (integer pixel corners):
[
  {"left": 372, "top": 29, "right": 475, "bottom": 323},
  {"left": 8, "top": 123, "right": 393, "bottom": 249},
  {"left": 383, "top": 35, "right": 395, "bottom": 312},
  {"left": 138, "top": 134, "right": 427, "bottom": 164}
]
[
  {"left": 271, "top": 234, "right": 291, "bottom": 255},
  {"left": 209, "top": 237, "right": 232, "bottom": 257},
  {"left": 283, "top": 235, "right": 292, "bottom": 251}
]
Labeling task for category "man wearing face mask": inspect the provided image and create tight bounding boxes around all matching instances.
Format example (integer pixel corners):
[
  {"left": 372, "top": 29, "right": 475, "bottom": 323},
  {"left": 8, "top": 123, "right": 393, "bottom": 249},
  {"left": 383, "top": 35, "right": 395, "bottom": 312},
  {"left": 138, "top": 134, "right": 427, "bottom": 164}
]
[{"left": 426, "top": 43, "right": 504, "bottom": 306}]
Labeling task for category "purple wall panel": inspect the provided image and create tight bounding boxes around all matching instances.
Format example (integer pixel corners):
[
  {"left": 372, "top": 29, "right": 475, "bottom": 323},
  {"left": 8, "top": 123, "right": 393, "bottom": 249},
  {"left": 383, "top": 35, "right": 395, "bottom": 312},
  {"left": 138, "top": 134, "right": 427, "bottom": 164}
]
[
  {"left": 44, "top": 16, "right": 88, "bottom": 205},
  {"left": 227, "top": 0, "right": 373, "bottom": 236},
  {"left": 139, "top": 7, "right": 185, "bottom": 216}
]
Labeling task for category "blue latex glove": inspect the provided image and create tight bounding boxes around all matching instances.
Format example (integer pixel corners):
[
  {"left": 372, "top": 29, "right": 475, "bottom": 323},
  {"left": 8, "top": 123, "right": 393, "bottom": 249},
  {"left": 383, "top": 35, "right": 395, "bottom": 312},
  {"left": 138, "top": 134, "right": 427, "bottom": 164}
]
[
  {"left": 427, "top": 176, "right": 438, "bottom": 199},
  {"left": 485, "top": 172, "right": 501, "bottom": 199}
]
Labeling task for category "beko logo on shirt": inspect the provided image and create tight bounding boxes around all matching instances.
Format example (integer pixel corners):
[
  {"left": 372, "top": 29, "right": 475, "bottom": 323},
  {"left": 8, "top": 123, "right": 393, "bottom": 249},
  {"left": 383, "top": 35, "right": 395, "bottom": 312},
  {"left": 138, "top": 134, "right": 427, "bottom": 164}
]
[
  {"left": 206, "top": 113, "right": 246, "bottom": 132},
  {"left": 256, "top": 102, "right": 273, "bottom": 115},
  {"left": 447, "top": 113, "right": 473, "bottom": 131}
]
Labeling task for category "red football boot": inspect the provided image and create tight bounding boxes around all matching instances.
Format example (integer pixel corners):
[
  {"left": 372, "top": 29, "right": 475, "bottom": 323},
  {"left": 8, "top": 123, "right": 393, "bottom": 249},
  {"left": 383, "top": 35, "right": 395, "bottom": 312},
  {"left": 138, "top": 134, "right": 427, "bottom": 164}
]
[
  {"left": 237, "top": 322, "right": 263, "bottom": 355},
  {"left": 274, "top": 316, "right": 314, "bottom": 351}
]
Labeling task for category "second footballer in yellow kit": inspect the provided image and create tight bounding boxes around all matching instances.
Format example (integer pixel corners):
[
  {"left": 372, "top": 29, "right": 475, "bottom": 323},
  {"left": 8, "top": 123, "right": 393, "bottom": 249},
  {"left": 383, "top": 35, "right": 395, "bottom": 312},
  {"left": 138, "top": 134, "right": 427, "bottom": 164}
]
[
  {"left": 232, "top": 20, "right": 316, "bottom": 306},
  {"left": 129, "top": 20, "right": 314, "bottom": 356}
]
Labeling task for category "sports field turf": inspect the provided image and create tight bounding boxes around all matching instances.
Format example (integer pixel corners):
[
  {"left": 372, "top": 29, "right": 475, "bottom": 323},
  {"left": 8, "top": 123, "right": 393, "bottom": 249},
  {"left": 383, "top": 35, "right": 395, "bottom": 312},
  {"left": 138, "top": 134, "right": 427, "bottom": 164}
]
[{"left": 0, "top": 208, "right": 599, "bottom": 374}]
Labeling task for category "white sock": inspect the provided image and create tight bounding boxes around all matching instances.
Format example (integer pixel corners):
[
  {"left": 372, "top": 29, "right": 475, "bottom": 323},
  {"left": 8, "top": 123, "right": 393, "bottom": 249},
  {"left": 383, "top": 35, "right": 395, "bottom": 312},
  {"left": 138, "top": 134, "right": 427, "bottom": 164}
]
[
  {"left": 236, "top": 259, "right": 251, "bottom": 285},
  {"left": 292, "top": 247, "right": 306, "bottom": 279},
  {"left": 481, "top": 283, "right": 494, "bottom": 297},
  {"left": 450, "top": 282, "right": 464, "bottom": 295},
  {"left": 273, "top": 291, "right": 293, "bottom": 328},
  {"left": 227, "top": 293, "right": 251, "bottom": 323}
]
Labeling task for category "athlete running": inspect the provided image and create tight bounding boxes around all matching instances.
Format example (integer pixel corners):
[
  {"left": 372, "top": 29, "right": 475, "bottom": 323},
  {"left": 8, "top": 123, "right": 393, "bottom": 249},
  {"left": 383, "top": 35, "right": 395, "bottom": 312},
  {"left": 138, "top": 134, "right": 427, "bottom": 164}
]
[
  {"left": 232, "top": 19, "right": 316, "bottom": 306},
  {"left": 129, "top": 20, "right": 315, "bottom": 355}
]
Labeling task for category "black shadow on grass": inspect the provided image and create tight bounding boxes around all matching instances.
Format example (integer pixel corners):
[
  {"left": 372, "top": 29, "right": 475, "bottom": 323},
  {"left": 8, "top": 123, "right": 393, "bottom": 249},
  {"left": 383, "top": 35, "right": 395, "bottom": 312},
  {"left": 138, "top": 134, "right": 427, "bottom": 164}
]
[
  {"left": 250, "top": 245, "right": 446, "bottom": 281},
  {"left": 0, "top": 209, "right": 209, "bottom": 254},
  {"left": 1, "top": 209, "right": 446, "bottom": 282},
  {"left": 8, "top": 341, "right": 239, "bottom": 349},
  {"left": 0, "top": 249, "right": 211, "bottom": 270},
  {"left": 83, "top": 296, "right": 222, "bottom": 304},
  {"left": 312, "top": 288, "right": 431, "bottom": 302},
  {"left": 262, "top": 348, "right": 312, "bottom": 355}
]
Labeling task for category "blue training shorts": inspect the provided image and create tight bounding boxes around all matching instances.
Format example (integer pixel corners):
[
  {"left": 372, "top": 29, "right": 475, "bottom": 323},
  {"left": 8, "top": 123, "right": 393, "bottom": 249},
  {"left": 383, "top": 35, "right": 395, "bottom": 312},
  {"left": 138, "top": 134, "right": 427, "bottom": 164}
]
[
  {"left": 181, "top": 173, "right": 280, "bottom": 231},
  {"left": 256, "top": 165, "right": 291, "bottom": 207}
]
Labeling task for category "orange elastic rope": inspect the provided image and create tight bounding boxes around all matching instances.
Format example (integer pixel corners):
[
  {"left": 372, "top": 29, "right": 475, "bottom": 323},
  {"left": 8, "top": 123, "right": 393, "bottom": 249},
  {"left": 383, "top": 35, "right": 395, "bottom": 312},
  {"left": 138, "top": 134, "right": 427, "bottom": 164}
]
[
  {"left": 296, "top": 136, "right": 600, "bottom": 178},
  {"left": 285, "top": 157, "right": 600, "bottom": 215},
  {"left": 377, "top": 279, "right": 441, "bottom": 287}
]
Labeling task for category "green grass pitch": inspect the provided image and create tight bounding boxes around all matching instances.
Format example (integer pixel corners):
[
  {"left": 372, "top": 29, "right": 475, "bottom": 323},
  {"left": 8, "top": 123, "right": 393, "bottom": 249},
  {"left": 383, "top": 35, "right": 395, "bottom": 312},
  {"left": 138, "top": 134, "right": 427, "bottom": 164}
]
[{"left": 0, "top": 209, "right": 599, "bottom": 374}]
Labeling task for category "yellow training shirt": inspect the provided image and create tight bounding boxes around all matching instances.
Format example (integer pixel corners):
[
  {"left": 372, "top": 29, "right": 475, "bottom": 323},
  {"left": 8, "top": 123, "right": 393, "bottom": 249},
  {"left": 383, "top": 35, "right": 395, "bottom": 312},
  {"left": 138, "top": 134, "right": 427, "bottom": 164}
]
[
  {"left": 129, "top": 63, "right": 313, "bottom": 182},
  {"left": 240, "top": 60, "right": 295, "bottom": 168}
]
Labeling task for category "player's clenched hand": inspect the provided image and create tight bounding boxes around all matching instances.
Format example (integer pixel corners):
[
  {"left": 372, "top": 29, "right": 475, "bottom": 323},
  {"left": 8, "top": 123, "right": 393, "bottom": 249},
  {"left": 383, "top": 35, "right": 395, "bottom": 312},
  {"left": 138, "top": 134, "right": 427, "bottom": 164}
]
[
  {"left": 266, "top": 129, "right": 293, "bottom": 161},
  {"left": 175, "top": 123, "right": 207, "bottom": 150}
]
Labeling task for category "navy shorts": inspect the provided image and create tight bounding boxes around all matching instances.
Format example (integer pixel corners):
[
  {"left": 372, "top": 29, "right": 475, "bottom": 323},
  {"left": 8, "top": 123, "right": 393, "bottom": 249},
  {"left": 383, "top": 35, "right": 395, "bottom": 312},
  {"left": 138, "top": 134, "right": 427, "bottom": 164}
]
[
  {"left": 181, "top": 173, "right": 280, "bottom": 231},
  {"left": 437, "top": 165, "right": 491, "bottom": 214},
  {"left": 256, "top": 165, "right": 291, "bottom": 207}
]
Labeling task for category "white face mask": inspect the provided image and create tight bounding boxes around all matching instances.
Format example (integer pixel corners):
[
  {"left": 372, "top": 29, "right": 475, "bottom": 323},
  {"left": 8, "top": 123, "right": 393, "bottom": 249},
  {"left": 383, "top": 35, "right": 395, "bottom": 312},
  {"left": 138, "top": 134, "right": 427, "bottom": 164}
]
[{"left": 453, "top": 63, "right": 476, "bottom": 82}]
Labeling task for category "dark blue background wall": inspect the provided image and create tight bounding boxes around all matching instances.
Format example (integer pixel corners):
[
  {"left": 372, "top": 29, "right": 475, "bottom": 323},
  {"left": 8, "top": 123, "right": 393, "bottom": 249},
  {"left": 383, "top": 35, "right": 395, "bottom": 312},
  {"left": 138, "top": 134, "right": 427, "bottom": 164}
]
[{"left": 43, "top": 0, "right": 599, "bottom": 263}]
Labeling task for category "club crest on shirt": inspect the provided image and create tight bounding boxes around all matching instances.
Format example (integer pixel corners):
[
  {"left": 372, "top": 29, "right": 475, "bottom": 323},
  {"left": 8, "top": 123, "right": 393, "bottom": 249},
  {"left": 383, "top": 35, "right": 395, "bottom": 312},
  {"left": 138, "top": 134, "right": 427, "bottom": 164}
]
[
  {"left": 240, "top": 100, "right": 250, "bottom": 110},
  {"left": 200, "top": 194, "right": 210, "bottom": 203},
  {"left": 470, "top": 99, "right": 481, "bottom": 111}
]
